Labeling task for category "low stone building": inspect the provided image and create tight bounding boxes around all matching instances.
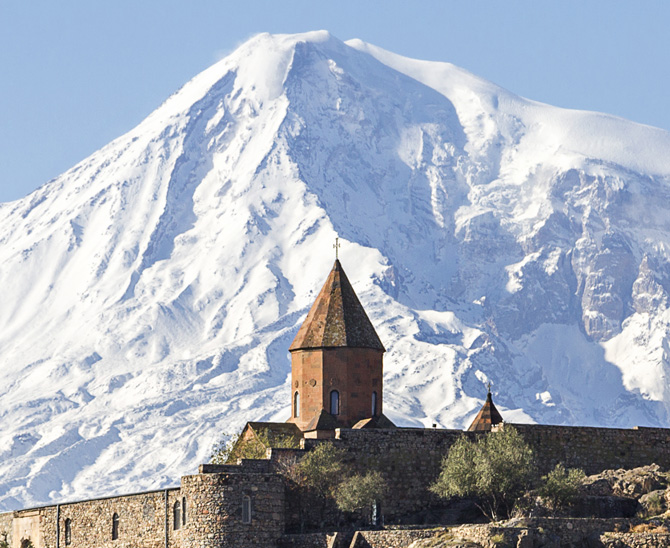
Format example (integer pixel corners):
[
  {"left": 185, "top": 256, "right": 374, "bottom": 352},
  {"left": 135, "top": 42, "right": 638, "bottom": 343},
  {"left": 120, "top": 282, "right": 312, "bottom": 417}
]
[{"left": 4, "top": 259, "right": 670, "bottom": 548}]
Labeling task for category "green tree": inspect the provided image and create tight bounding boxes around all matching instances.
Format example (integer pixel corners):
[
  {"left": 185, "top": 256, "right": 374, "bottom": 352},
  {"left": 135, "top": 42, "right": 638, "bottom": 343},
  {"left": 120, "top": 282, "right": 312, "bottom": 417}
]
[
  {"left": 278, "top": 442, "right": 348, "bottom": 529},
  {"left": 210, "top": 432, "right": 242, "bottom": 464},
  {"left": 335, "top": 470, "right": 387, "bottom": 524},
  {"left": 537, "top": 463, "right": 585, "bottom": 511},
  {"left": 430, "top": 426, "right": 536, "bottom": 521},
  {"left": 297, "top": 443, "right": 347, "bottom": 499}
]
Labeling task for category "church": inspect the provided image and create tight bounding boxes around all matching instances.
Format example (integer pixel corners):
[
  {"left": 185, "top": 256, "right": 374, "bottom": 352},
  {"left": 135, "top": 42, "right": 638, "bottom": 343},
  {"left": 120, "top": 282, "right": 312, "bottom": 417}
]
[
  {"left": 2, "top": 258, "right": 669, "bottom": 548},
  {"left": 287, "top": 258, "right": 394, "bottom": 434}
]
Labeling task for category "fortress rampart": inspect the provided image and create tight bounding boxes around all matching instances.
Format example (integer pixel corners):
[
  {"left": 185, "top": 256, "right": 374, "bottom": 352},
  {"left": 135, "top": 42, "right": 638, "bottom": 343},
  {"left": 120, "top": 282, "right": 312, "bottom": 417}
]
[
  {"left": 4, "top": 423, "right": 670, "bottom": 547},
  {"left": 302, "top": 427, "right": 466, "bottom": 518},
  {"left": 0, "top": 488, "right": 181, "bottom": 548},
  {"left": 180, "top": 466, "right": 284, "bottom": 548},
  {"left": 507, "top": 423, "right": 670, "bottom": 475}
]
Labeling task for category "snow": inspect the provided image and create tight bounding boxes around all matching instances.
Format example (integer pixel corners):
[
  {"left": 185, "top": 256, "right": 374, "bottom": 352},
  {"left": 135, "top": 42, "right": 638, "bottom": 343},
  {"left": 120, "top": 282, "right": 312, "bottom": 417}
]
[{"left": 3, "top": 31, "right": 670, "bottom": 511}]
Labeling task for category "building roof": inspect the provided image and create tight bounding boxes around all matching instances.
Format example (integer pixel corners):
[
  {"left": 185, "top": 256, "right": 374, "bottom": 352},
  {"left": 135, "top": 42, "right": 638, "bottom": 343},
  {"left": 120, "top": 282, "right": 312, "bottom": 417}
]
[
  {"left": 289, "top": 260, "right": 385, "bottom": 352},
  {"left": 352, "top": 413, "right": 396, "bottom": 429},
  {"left": 467, "top": 390, "right": 504, "bottom": 432},
  {"left": 303, "top": 409, "right": 341, "bottom": 432},
  {"left": 222, "top": 422, "right": 302, "bottom": 464},
  {"left": 245, "top": 421, "right": 302, "bottom": 443}
]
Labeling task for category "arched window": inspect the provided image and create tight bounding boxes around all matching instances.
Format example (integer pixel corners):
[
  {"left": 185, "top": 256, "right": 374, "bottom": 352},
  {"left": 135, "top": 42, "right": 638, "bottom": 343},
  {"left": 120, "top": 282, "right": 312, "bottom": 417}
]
[
  {"left": 64, "top": 518, "right": 72, "bottom": 546},
  {"left": 173, "top": 501, "right": 181, "bottom": 530},
  {"left": 330, "top": 390, "right": 339, "bottom": 415},
  {"left": 371, "top": 391, "right": 377, "bottom": 416},
  {"left": 111, "top": 513, "right": 119, "bottom": 540},
  {"left": 182, "top": 497, "right": 187, "bottom": 526},
  {"left": 293, "top": 391, "right": 300, "bottom": 418},
  {"left": 242, "top": 495, "right": 252, "bottom": 524}
]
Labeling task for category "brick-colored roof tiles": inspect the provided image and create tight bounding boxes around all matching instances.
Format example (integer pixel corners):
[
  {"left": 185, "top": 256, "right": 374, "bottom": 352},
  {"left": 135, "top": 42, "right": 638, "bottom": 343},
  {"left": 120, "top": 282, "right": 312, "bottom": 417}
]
[
  {"left": 467, "top": 391, "right": 504, "bottom": 432},
  {"left": 289, "top": 260, "right": 385, "bottom": 352}
]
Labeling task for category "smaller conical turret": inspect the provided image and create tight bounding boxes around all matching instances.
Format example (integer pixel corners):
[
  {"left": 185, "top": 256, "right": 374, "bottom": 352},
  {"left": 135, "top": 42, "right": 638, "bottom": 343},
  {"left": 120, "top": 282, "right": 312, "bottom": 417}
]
[{"left": 467, "top": 386, "right": 504, "bottom": 432}]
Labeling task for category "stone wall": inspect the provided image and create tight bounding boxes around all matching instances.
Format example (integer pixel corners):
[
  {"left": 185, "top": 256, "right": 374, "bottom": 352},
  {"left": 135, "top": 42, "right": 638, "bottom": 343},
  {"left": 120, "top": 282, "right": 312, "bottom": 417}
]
[
  {"left": 302, "top": 428, "right": 465, "bottom": 520},
  {"left": 281, "top": 423, "right": 670, "bottom": 525},
  {"left": 180, "top": 467, "right": 284, "bottom": 548},
  {"left": 322, "top": 423, "right": 670, "bottom": 518},
  {"left": 5, "top": 489, "right": 181, "bottom": 548},
  {"left": 7, "top": 421, "right": 670, "bottom": 548},
  {"left": 278, "top": 529, "right": 446, "bottom": 548},
  {"left": 15, "top": 508, "right": 52, "bottom": 548},
  {"left": 507, "top": 424, "right": 670, "bottom": 475},
  {"left": 601, "top": 532, "right": 670, "bottom": 547},
  {"left": 277, "top": 532, "right": 336, "bottom": 548},
  {"left": 351, "top": 528, "right": 446, "bottom": 547},
  {"left": 445, "top": 518, "right": 670, "bottom": 548},
  {"left": 271, "top": 429, "right": 463, "bottom": 529},
  {"left": 1, "top": 459, "right": 285, "bottom": 548},
  {"left": 55, "top": 489, "right": 180, "bottom": 548},
  {"left": 1, "top": 508, "right": 51, "bottom": 548},
  {"left": 279, "top": 524, "right": 670, "bottom": 548}
]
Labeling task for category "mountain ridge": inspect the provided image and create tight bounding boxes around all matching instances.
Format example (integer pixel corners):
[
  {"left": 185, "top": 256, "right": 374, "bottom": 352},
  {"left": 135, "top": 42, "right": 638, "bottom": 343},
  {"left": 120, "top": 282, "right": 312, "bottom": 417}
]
[{"left": 1, "top": 31, "right": 670, "bottom": 511}]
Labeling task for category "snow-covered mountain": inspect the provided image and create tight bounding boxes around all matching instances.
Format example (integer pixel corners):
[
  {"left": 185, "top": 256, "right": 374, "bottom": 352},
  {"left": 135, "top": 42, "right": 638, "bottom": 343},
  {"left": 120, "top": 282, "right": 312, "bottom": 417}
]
[{"left": 3, "top": 31, "right": 670, "bottom": 511}]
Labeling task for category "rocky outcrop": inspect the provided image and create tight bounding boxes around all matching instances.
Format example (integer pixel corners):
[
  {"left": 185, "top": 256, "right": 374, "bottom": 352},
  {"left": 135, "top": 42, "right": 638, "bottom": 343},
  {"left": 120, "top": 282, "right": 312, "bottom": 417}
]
[{"left": 582, "top": 464, "right": 670, "bottom": 499}]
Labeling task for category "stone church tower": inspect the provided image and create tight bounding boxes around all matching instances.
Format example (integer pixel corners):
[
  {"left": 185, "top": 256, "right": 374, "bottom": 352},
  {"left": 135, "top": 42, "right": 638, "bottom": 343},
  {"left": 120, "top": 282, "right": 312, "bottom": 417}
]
[{"left": 287, "top": 259, "right": 393, "bottom": 435}]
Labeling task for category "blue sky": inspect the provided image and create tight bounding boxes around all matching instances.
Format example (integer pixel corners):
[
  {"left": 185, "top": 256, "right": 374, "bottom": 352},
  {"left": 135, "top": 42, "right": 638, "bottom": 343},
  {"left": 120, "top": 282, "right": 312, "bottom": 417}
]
[{"left": 1, "top": 1, "right": 669, "bottom": 202}]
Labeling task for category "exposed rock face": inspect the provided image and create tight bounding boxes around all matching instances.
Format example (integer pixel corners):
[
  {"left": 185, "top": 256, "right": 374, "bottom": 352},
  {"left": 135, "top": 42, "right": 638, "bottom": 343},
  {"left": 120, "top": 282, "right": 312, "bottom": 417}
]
[
  {"left": 444, "top": 519, "right": 670, "bottom": 548},
  {"left": 633, "top": 255, "right": 670, "bottom": 313},
  {"left": 581, "top": 464, "right": 670, "bottom": 498}
]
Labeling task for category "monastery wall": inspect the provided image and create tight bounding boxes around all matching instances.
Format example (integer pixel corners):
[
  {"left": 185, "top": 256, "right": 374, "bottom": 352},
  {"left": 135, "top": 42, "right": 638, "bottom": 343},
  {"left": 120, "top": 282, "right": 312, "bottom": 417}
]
[
  {"left": 13, "top": 508, "right": 50, "bottom": 548},
  {"left": 180, "top": 465, "right": 284, "bottom": 548},
  {"left": 0, "top": 459, "right": 286, "bottom": 548},
  {"left": 302, "top": 428, "right": 466, "bottom": 519},
  {"left": 5, "top": 422, "right": 670, "bottom": 548},
  {"left": 0, "top": 489, "right": 182, "bottom": 548},
  {"left": 509, "top": 423, "right": 670, "bottom": 475},
  {"left": 286, "top": 423, "right": 670, "bottom": 523},
  {"left": 57, "top": 489, "right": 181, "bottom": 548},
  {"left": 325, "top": 424, "right": 670, "bottom": 502}
]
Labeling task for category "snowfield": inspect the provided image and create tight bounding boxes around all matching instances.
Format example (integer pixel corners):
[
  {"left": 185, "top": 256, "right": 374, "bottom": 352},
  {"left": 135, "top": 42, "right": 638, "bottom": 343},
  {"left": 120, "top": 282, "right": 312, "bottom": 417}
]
[{"left": 2, "top": 31, "right": 670, "bottom": 510}]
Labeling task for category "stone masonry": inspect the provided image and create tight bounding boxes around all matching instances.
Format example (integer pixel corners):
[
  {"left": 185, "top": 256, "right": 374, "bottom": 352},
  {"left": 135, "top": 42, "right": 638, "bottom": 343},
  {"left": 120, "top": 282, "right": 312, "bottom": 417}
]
[
  {"left": 179, "top": 465, "right": 284, "bottom": 548},
  {"left": 6, "top": 423, "right": 670, "bottom": 547},
  {"left": 2, "top": 489, "right": 182, "bottom": 548},
  {"left": 302, "top": 428, "right": 465, "bottom": 519},
  {"left": 507, "top": 423, "right": 670, "bottom": 474},
  {"left": 0, "top": 461, "right": 284, "bottom": 548},
  {"left": 289, "top": 347, "right": 384, "bottom": 431}
]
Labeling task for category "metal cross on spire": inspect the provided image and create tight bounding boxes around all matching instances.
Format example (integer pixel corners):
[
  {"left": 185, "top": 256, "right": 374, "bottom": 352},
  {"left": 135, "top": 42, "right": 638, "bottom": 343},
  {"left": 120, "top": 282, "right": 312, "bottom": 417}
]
[{"left": 333, "top": 237, "right": 341, "bottom": 260}]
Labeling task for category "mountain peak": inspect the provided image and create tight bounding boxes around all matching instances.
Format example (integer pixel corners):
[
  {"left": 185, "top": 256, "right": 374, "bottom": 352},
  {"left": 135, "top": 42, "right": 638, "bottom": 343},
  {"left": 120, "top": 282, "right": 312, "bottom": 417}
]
[{"left": 3, "top": 31, "right": 670, "bottom": 511}]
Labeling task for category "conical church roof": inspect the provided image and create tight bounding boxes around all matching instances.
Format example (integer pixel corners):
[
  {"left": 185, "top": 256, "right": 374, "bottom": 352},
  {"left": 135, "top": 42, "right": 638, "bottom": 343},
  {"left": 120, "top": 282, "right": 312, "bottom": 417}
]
[
  {"left": 467, "top": 389, "right": 504, "bottom": 432},
  {"left": 289, "top": 260, "right": 385, "bottom": 352}
]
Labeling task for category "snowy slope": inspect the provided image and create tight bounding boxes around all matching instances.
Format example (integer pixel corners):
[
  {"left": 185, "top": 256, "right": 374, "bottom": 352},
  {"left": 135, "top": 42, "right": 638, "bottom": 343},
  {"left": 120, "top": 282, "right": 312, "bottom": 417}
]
[{"left": 3, "top": 31, "right": 670, "bottom": 510}]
